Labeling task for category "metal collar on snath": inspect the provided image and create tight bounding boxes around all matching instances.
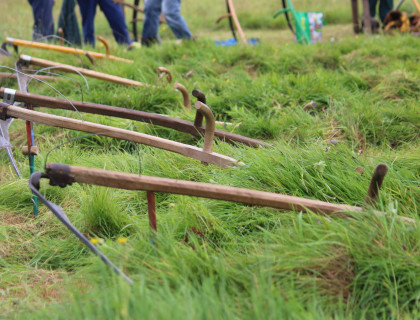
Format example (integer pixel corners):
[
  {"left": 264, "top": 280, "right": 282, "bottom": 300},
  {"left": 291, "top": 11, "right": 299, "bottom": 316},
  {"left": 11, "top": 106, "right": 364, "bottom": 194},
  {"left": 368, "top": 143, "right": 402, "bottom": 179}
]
[{"left": 28, "top": 162, "right": 413, "bottom": 282}]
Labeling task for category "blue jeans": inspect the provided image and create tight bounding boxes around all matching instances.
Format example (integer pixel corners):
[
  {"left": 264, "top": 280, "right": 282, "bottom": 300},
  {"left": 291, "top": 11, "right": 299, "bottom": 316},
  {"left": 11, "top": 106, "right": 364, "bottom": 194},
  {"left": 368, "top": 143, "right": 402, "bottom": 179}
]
[
  {"left": 28, "top": 0, "right": 55, "bottom": 40},
  {"left": 369, "top": 0, "right": 393, "bottom": 22},
  {"left": 142, "top": 0, "right": 192, "bottom": 44},
  {"left": 77, "top": 0, "right": 132, "bottom": 46}
]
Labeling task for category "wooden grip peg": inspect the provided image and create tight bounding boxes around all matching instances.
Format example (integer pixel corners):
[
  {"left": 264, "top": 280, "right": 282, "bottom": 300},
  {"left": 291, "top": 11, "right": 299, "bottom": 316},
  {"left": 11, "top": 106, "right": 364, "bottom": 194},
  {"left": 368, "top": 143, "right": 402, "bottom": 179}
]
[
  {"left": 156, "top": 67, "right": 172, "bottom": 83},
  {"left": 97, "top": 36, "right": 110, "bottom": 57},
  {"left": 174, "top": 83, "right": 191, "bottom": 110},
  {"left": 365, "top": 164, "right": 388, "bottom": 207},
  {"left": 22, "top": 145, "right": 38, "bottom": 155},
  {"left": 194, "top": 101, "right": 215, "bottom": 154}
]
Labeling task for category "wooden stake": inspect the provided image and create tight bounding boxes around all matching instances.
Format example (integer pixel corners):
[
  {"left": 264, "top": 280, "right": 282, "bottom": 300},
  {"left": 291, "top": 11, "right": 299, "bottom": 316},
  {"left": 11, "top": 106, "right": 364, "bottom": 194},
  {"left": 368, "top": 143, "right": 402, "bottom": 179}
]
[{"left": 147, "top": 191, "right": 157, "bottom": 231}]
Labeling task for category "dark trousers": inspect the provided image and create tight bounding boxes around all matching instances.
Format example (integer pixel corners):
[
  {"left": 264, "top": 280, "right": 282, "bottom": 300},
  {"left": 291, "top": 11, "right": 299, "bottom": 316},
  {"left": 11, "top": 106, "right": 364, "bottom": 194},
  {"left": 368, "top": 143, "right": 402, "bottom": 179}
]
[
  {"left": 369, "top": 0, "right": 393, "bottom": 22},
  {"left": 28, "top": 0, "right": 55, "bottom": 40},
  {"left": 77, "top": 0, "right": 132, "bottom": 46}
]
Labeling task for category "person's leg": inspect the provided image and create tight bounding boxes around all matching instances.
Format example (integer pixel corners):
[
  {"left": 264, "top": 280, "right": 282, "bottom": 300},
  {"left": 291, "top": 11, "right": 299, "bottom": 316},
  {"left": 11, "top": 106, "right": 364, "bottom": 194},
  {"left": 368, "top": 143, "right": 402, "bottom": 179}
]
[
  {"left": 369, "top": 0, "right": 378, "bottom": 18},
  {"left": 28, "top": 0, "right": 55, "bottom": 40},
  {"left": 142, "top": 0, "right": 162, "bottom": 45},
  {"left": 379, "top": 0, "right": 393, "bottom": 22},
  {"left": 162, "top": 0, "right": 192, "bottom": 39},
  {"left": 98, "top": 0, "right": 132, "bottom": 45},
  {"left": 77, "top": 0, "right": 97, "bottom": 46}
]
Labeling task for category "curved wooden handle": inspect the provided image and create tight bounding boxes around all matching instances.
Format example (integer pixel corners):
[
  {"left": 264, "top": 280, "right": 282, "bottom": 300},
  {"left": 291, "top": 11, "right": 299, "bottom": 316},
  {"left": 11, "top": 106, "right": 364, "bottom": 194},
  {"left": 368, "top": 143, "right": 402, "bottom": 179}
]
[
  {"left": 97, "top": 36, "right": 110, "bottom": 57},
  {"left": 156, "top": 67, "right": 173, "bottom": 83},
  {"left": 174, "top": 83, "right": 191, "bottom": 110},
  {"left": 216, "top": 13, "right": 232, "bottom": 24},
  {"left": 226, "top": 0, "right": 247, "bottom": 44},
  {"left": 413, "top": 0, "right": 420, "bottom": 13},
  {"left": 58, "top": 28, "right": 64, "bottom": 46},
  {"left": 195, "top": 101, "right": 215, "bottom": 154}
]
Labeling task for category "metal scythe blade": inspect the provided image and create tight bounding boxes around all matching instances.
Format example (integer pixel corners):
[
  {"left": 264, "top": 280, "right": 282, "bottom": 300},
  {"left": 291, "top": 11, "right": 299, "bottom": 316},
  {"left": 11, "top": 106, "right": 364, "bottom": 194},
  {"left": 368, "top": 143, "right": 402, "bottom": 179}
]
[
  {"left": 1, "top": 86, "right": 20, "bottom": 177},
  {"left": 28, "top": 172, "right": 133, "bottom": 285},
  {"left": 0, "top": 116, "right": 20, "bottom": 177}
]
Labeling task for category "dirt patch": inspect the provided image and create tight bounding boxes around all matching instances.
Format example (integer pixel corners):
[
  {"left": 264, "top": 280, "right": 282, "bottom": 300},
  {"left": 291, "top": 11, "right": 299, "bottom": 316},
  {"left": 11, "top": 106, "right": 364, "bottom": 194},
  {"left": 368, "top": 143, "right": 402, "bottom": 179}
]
[
  {"left": 0, "top": 211, "right": 30, "bottom": 226},
  {"left": 298, "top": 246, "right": 355, "bottom": 302},
  {"left": 0, "top": 269, "right": 67, "bottom": 316}
]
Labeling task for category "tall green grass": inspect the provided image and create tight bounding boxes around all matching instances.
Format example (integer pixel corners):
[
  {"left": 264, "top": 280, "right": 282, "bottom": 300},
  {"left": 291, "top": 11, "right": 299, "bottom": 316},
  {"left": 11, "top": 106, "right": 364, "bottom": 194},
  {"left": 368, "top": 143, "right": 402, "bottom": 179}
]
[{"left": 0, "top": 2, "right": 419, "bottom": 319}]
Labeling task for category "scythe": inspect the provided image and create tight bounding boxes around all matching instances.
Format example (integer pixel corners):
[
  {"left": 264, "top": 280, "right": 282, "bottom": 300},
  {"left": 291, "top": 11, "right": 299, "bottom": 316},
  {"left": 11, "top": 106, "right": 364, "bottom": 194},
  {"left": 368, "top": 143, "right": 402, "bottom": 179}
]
[{"left": 28, "top": 162, "right": 413, "bottom": 282}]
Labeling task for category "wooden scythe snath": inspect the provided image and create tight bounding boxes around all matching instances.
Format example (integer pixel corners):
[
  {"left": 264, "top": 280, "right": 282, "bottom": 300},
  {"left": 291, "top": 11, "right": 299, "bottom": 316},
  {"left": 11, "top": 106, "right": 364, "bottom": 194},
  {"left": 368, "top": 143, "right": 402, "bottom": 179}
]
[
  {"left": 28, "top": 162, "right": 413, "bottom": 283},
  {"left": 216, "top": 0, "right": 247, "bottom": 44},
  {"left": 0, "top": 73, "right": 58, "bottom": 82},
  {"left": 0, "top": 88, "right": 264, "bottom": 147},
  {"left": 38, "top": 162, "right": 414, "bottom": 224},
  {"left": 20, "top": 55, "right": 177, "bottom": 88},
  {"left": 0, "top": 102, "right": 242, "bottom": 167},
  {"left": 4, "top": 37, "right": 133, "bottom": 63},
  {"left": 19, "top": 54, "right": 146, "bottom": 87}
]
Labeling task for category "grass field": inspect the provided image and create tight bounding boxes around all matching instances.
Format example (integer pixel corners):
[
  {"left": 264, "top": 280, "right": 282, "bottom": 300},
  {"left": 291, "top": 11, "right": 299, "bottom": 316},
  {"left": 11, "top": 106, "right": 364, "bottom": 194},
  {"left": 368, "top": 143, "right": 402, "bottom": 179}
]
[{"left": 0, "top": 0, "right": 419, "bottom": 319}]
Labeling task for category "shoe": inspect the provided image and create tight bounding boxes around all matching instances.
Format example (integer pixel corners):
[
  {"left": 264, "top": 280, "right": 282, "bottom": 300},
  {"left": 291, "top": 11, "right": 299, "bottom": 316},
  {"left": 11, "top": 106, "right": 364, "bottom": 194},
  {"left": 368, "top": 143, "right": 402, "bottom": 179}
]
[{"left": 141, "top": 37, "right": 160, "bottom": 47}]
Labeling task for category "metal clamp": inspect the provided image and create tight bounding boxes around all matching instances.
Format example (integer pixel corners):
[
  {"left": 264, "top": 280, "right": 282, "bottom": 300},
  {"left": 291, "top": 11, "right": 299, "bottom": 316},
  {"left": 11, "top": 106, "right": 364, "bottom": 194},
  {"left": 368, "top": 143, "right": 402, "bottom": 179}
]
[
  {"left": 19, "top": 54, "right": 31, "bottom": 67},
  {"left": 45, "top": 163, "right": 75, "bottom": 188},
  {"left": 0, "top": 102, "right": 11, "bottom": 121},
  {"left": 3, "top": 88, "right": 16, "bottom": 105}
]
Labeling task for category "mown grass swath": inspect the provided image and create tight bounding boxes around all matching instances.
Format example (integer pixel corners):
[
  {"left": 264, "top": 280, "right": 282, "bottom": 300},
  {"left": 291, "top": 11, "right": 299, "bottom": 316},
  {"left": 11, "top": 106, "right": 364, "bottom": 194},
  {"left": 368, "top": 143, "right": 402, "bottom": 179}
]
[{"left": 0, "top": 0, "right": 419, "bottom": 318}]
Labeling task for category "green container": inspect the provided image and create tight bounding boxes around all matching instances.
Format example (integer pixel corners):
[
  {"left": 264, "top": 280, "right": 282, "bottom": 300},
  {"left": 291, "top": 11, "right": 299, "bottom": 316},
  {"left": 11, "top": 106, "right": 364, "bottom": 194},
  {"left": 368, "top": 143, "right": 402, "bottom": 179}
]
[{"left": 295, "top": 12, "right": 311, "bottom": 44}]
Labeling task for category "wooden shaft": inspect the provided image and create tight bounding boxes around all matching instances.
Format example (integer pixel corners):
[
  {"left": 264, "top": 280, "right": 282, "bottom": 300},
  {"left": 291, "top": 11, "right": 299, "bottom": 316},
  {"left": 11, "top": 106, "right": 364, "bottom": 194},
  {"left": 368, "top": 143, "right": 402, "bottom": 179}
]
[
  {"left": 22, "top": 55, "right": 146, "bottom": 87},
  {"left": 216, "top": 13, "right": 233, "bottom": 24},
  {"left": 362, "top": 0, "right": 372, "bottom": 35},
  {"left": 114, "top": 0, "right": 144, "bottom": 12},
  {"left": 0, "top": 73, "right": 57, "bottom": 81},
  {"left": 0, "top": 102, "right": 241, "bottom": 167},
  {"left": 0, "top": 88, "right": 265, "bottom": 147},
  {"left": 174, "top": 83, "right": 191, "bottom": 110},
  {"left": 6, "top": 37, "right": 133, "bottom": 63},
  {"left": 147, "top": 191, "right": 157, "bottom": 231},
  {"left": 45, "top": 163, "right": 363, "bottom": 215},
  {"left": 351, "top": 0, "right": 360, "bottom": 34},
  {"left": 226, "top": 0, "right": 247, "bottom": 44},
  {"left": 130, "top": 17, "right": 166, "bottom": 24},
  {"left": 413, "top": 0, "right": 420, "bottom": 13},
  {"left": 195, "top": 101, "right": 215, "bottom": 154}
]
